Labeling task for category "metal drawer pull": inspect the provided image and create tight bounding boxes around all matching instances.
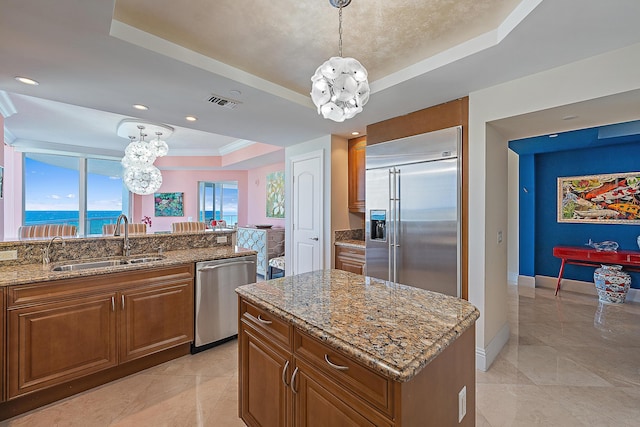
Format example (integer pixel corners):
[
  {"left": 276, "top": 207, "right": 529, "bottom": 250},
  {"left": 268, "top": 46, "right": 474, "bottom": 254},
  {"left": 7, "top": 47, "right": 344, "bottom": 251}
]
[
  {"left": 324, "top": 354, "right": 349, "bottom": 371},
  {"left": 291, "top": 367, "right": 299, "bottom": 394},
  {"left": 111, "top": 296, "right": 115, "bottom": 312},
  {"left": 282, "top": 360, "right": 290, "bottom": 386},
  {"left": 121, "top": 295, "right": 125, "bottom": 310},
  {"left": 257, "top": 314, "right": 272, "bottom": 324}
]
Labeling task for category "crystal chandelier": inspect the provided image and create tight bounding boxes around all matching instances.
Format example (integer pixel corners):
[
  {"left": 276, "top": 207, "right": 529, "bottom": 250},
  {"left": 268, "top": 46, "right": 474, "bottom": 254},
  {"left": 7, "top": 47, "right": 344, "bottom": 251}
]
[
  {"left": 311, "top": 0, "right": 369, "bottom": 122},
  {"left": 117, "top": 121, "right": 172, "bottom": 195}
]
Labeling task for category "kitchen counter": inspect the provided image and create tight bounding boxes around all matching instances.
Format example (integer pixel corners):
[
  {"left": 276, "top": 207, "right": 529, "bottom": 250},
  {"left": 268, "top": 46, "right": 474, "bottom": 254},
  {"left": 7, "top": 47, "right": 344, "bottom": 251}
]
[
  {"left": 334, "top": 239, "right": 365, "bottom": 249},
  {"left": 236, "top": 269, "right": 479, "bottom": 382},
  {"left": 0, "top": 246, "right": 256, "bottom": 287}
]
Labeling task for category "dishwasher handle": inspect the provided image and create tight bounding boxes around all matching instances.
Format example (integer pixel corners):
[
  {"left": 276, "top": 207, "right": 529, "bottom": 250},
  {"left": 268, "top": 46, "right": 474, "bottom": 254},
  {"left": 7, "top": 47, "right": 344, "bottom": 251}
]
[{"left": 198, "top": 260, "right": 256, "bottom": 272}]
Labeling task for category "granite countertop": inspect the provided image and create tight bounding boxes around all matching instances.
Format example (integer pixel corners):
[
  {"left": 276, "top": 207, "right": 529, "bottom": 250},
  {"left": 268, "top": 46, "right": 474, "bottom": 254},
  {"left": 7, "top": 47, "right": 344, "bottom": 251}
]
[
  {"left": 0, "top": 246, "right": 256, "bottom": 287},
  {"left": 236, "top": 269, "right": 479, "bottom": 382},
  {"left": 334, "top": 239, "right": 365, "bottom": 249}
]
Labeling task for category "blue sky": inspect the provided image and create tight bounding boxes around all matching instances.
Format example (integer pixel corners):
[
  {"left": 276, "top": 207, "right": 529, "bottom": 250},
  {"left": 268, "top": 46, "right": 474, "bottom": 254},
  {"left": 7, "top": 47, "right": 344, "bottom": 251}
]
[{"left": 25, "top": 157, "right": 124, "bottom": 211}]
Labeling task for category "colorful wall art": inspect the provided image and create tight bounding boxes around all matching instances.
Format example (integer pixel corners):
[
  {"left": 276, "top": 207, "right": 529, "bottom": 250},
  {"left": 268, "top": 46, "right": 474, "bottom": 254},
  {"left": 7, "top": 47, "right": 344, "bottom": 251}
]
[
  {"left": 266, "top": 171, "right": 284, "bottom": 218},
  {"left": 558, "top": 172, "right": 640, "bottom": 224},
  {"left": 154, "top": 192, "right": 184, "bottom": 217}
]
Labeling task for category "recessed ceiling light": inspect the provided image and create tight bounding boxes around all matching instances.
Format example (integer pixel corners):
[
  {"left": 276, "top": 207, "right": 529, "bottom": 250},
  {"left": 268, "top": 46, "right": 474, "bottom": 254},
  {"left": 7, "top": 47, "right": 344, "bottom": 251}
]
[
  {"left": 562, "top": 115, "right": 578, "bottom": 120},
  {"left": 229, "top": 90, "right": 242, "bottom": 97},
  {"left": 133, "top": 104, "right": 149, "bottom": 111},
  {"left": 15, "top": 76, "right": 39, "bottom": 85},
  {"left": 351, "top": 131, "right": 360, "bottom": 136},
  {"left": 185, "top": 116, "right": 197, "bottom": 122}
]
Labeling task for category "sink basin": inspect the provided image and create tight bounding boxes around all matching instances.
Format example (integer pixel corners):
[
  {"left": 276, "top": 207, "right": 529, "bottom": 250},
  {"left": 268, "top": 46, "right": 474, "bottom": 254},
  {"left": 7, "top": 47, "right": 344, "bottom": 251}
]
[
  {"left": 52, "top": 259, "right": 128, "bottom": 271},
  {"left": 51, "top": 255, "right": 165, "bottom": 271},
  {"left": 127, "top": 256, "right": 165, "bottom": 264}
]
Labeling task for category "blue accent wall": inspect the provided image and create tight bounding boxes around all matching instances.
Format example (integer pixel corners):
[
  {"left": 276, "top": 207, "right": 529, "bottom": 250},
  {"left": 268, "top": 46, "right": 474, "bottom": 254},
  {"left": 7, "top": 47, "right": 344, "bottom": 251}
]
[{"left": 511, "top": 123, "right": 640, "bottom": 289}]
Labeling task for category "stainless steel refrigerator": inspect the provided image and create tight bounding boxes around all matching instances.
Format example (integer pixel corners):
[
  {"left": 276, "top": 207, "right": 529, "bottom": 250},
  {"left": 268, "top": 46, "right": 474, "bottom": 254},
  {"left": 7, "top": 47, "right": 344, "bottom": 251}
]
[{"left": 365, "top": 126, "right": 461, "bottom": 297}]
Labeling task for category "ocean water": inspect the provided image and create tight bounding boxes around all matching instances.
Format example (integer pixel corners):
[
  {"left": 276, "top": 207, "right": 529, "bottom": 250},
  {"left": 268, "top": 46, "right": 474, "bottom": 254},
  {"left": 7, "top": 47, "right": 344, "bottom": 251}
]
[{"left": 25, "top": 210, "right": 122, "bottom": 235}]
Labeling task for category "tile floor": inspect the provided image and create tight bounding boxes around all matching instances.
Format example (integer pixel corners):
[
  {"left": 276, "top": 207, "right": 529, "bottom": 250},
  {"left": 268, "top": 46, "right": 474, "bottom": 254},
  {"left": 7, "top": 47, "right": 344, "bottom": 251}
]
[{"left": 1, "top": 285, "right": 638, "bottom": 426}]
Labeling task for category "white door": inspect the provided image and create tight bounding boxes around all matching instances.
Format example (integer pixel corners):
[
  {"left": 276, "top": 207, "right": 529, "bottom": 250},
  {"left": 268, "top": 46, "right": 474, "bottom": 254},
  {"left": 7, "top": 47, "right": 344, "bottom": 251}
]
[{"left": 291, "top": 151, "right": 323, "bottom": 275}]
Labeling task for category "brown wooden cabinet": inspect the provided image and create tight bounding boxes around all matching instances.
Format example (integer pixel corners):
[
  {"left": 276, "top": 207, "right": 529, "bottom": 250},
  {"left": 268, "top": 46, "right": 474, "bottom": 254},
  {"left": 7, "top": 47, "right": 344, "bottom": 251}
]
[
  {"left": 239, "top": 298, "right": 393, "bottom": 427},
  {"left": 335, "top": 245, "right": 365, "bottom": 275},
  {"left": 6, "top": 265, "right": 194, "bottom": 399},
  {"left": 239, "top": 294, "right": 476, "bottom": 427},
  {"left": 348, "top": 136, "right": 366, "bottom": 213}
]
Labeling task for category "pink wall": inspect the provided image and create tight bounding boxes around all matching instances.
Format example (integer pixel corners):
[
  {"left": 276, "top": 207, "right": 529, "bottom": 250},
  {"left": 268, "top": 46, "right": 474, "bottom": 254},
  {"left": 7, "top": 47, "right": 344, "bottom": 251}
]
[
  {"left": 0, "top": 116, "right": 4, "bottom": 239},
  {"left": 247, "top": 162, "right": 285, "bottom": 227},
  {"left": 133, "top": 169, "right": 249, "bottom": 233}
]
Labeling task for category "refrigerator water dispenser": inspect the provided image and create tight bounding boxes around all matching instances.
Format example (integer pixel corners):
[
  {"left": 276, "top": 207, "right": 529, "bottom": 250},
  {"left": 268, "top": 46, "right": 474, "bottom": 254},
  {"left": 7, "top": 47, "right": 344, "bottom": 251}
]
[{"left": 370, "top": 210, "right": 386, "bottom": 241}]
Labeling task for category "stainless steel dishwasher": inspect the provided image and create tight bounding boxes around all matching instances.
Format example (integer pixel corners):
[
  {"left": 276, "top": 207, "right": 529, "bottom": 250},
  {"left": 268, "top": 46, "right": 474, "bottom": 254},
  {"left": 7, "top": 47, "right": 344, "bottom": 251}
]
[{"left": 192, "top": 254, "right": 257, "bottom": 353}]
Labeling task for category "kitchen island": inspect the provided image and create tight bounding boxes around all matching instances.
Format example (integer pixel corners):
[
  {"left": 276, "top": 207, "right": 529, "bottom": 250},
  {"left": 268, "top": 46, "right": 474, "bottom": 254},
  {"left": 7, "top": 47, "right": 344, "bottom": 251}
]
[{"left": 236, "top": 269, "right": 480, "bottom": 426}]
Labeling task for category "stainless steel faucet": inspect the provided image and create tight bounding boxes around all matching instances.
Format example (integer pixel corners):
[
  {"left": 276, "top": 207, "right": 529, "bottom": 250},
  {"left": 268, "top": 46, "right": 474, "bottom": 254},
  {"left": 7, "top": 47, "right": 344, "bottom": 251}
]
[
  {"left": 114, "top": 214, "right": 130, "bottom": 257},
  {"left": 43, "top": 236, "right": 65, "bottom": 265}
]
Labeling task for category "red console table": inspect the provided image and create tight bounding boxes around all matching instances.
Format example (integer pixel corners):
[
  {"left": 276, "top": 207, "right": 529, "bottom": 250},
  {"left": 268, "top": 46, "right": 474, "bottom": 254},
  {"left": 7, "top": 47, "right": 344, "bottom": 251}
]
[{"left": 552, "top": 246, "right": 640, "bottom": 295}]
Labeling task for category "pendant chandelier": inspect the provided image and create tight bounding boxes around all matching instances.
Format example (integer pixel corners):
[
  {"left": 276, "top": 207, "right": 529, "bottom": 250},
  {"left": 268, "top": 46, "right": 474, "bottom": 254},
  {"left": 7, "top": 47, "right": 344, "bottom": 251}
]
[
  {"left": 117, "top": 120, "right": 173, "bottom": 195},
  {"left": 311, "top": 0, "right": 369, "bottom": 122}
]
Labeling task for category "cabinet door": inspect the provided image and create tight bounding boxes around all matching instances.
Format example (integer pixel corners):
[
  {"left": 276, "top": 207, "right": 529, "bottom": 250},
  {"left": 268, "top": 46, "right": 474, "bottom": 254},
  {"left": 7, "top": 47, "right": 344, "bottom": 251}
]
[
  {"left": 348, "top": 137, "right": 366, "bottom": 213},
  {"left": 240, "top": 322, "right": 291, "bottom": 427},
  {"left": 293, "top": 359, "right": 392, "bottom": 427},
  {"left": 7, "top": 293, "right": 117, "bottom": 399},
  {"left": 335, "top": 246, "right": 365, "bottom": 275},
  {"left": 119, "top": 280, "right": 194, "bottom": 363}
]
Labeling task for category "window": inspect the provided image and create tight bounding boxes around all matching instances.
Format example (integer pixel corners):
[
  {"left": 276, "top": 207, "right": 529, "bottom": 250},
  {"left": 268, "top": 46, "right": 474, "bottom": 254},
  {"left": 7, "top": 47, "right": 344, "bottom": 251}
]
[
  {"left": 198, "top": 181, "right": 238, "bottom": 226},
  {"left": 24, "top": 153, "right": 128, "bottom": 236}
]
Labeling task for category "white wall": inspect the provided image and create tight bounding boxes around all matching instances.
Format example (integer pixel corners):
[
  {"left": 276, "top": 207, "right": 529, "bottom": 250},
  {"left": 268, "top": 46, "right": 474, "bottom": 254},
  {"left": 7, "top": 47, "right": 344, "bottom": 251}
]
[
  {"left": 284, "top": 135, "right": 350, "bottom": 272},
  {"left": 469, "top": 41, "right": 640, "bottom": 370},
  {"left": 507, "top": 149, "right": 519, "bottom": 284}
]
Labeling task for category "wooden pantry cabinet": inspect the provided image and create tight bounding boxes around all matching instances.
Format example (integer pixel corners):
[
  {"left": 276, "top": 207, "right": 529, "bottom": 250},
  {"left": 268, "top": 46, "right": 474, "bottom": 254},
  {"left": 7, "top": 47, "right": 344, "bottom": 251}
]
[
  {"left": 239, "top": 298, "right": 393, "bottom": 427},
  {"left": 5, "top": 265, "right": 194, "bottom": 399},
  {"left": 348, "top": 136, "right": 366, "bottom": 213}
]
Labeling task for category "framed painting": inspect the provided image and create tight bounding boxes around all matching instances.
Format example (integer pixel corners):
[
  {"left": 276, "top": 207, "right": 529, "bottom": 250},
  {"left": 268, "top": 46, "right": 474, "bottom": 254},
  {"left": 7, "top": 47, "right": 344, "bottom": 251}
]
[
  {"left": 266, "top": 171, "right": 284, "bottom": 218},
  {"left": 558, "top": 172, "right": 640, "bottom": 224},
  {"left": 154, "top": 192, "right": 184, "bottom": 217}
]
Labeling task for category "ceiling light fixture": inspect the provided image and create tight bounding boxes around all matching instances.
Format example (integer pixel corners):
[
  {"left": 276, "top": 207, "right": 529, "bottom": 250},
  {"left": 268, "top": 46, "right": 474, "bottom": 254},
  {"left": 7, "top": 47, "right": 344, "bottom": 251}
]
[
  {"left": 311, "top": 0, "right": 369, "bottom": 122},
  {"left": 185, "top": 115, "right": 198, "bottom": 122},
  {"left": 15, "top": 76, "right": 39, "bottom": 86},
  {"left": 117, "top": 120, "right": 173, "bottom": 195},
  {"left": 351, "top": 131, "right": 360, "bottom": 136},
  {"left": 133, "top": 104, "right": 149, "bottom": 111}
]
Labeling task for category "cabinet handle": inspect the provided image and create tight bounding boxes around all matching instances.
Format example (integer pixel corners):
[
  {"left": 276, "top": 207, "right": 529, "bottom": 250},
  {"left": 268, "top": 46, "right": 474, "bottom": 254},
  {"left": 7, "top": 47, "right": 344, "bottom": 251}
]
[
  {"left": 324, "top": 354, "right": 349, "bottom": 371},
  {"left": 257, "top": 314, "right": 272, "bottom": 325},
  {"left": 291, "top": 367, "right": 299, "bottom": 394},
  {"left": 111, "top": 296, "right": 115, "bottom": 312},
  {"left": 121, "top": 295, "right": 125, "bottom": 310},
  {"left": 282, "top": 360, "right": 290, "bottom": 386}
]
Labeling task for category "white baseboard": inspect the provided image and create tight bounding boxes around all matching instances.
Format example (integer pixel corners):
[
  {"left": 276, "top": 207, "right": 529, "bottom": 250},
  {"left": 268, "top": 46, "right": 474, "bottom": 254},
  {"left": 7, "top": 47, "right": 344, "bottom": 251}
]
[
  {"left": 517, "top": 275, "right": 535, "bottom": 288},
  {"left": 476, "top": 322, "right": 510, "bottom": 372},
  {"left": 535, "top": 275, "right": 640, "bottom": 303}
]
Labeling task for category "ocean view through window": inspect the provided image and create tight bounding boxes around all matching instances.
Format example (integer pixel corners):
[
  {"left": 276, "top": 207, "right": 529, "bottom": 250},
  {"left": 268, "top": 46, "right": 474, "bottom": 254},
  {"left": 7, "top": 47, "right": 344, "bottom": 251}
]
[{"left": 24, "top": 153, "right": 129, "bottom": 236}]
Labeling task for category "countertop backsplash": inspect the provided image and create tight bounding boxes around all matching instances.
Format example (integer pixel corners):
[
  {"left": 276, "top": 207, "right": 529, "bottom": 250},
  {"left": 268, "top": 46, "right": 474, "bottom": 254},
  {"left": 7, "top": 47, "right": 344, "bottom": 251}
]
[
  {"left": 0, "top": 230, "right": 235, "bottom": 267},
  {"left": 334, "top": 229, "right": 364, "bottom": 242}
]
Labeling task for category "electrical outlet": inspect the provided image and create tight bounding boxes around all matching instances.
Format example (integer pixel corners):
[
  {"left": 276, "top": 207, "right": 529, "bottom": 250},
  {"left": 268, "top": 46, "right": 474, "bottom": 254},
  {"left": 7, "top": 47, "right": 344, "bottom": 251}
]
[
  {"left": 458, "top": 385, "right": 467, "bottom": 423},
  {"left": 497, "top": 230, "right": 503, "bottom": 244},
  {"left": 0, "top": 250, "right": 18, "bottom": 261},
  {"left": 216, "top": 236, "right": 227, "bottom": 244}
]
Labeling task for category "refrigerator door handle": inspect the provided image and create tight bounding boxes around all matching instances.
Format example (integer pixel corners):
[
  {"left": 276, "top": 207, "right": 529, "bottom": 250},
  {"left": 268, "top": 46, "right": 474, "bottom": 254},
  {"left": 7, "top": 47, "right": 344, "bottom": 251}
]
[{"left": 388, "top": 168, "right": 393, "bottom": 283}]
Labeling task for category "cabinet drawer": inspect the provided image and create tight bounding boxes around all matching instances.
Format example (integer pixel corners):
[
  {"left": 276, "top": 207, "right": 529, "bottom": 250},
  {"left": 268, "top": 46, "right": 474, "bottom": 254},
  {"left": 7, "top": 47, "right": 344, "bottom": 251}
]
[
  {"left": 240, "top": 300, "right": 292, "bottom": 349},
  {"left": 294, "top": 330, "right": 392, "bottom": 416},
  {"left": 335, "top": 246, "right": 365, "bottom": 259}
]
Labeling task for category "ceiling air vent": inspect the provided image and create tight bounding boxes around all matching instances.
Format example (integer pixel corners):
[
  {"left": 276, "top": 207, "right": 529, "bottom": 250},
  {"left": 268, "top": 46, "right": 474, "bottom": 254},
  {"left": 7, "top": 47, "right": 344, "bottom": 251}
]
[{"left": 207, "top": 94, "right": 241, "bottom": 110}]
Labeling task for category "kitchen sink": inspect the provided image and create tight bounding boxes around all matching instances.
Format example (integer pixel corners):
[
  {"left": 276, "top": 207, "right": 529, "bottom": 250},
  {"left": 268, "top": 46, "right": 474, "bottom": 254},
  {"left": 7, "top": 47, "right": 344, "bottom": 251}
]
[
  {"left": 127, "top": 256, "right": 165, "bottom": 264},
  {"left": 51, "top": 255, "right": 165, "bottom": 271}
]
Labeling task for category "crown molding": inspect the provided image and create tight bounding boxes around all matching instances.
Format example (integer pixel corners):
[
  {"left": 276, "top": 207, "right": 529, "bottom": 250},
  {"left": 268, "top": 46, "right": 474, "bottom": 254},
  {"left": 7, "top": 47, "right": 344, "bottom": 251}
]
[
  {"left": 218, "top": 139, "right": 255, "bottom": 156},
  {"left": 0, "top": 91, "right": 17, "bottom": 118}
]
